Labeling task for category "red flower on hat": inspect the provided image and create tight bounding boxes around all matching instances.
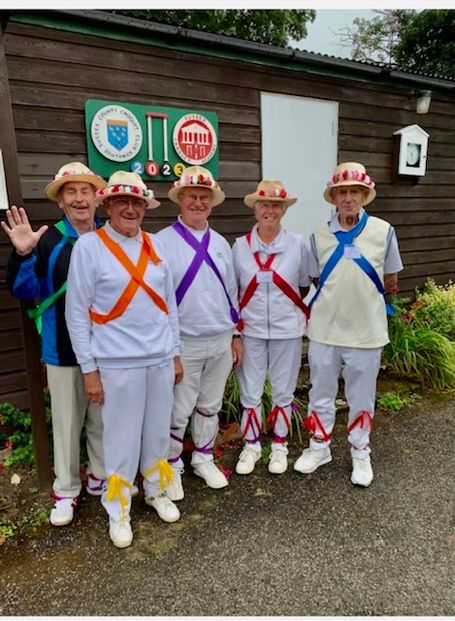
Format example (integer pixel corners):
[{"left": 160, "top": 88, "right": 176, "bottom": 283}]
[
  {"left": 342, "top": 169, "right": 349, "bottom": 180},
  {"left": 279, "top": 188, "right": 287, "bottom": 198},
  {"left": 198, "top": 174, "right": 205, "bottom": 184},
  {"left": 258, "top": 190, "right": 265, "bottom": 196},
  {"left": 361, "top": 172, "right": 366, "bottom": 181}
]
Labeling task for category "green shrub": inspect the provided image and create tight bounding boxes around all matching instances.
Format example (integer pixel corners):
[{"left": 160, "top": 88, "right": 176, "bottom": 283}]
[
  {"left": 384, "top": 279, "right": 455, "bottom": 390},
  {"left": 0, "top": 398, "right": 52, "bottom": 469},
  {"left": 406, "top": 279, "right": 455, "bottom": 340}
]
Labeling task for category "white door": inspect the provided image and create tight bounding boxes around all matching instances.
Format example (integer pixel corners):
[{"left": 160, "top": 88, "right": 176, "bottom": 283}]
[{"left": 261, "top": 92, "right": 338, "bottom": 241}]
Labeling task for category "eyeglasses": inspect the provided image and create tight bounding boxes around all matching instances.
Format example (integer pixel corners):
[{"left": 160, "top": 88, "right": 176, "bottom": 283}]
[
  {"left": 109, "top": 197, "right": 147, "bottom": 209},
  {"left": 183, "top": 193, "right": 212, "bottom": 204}
]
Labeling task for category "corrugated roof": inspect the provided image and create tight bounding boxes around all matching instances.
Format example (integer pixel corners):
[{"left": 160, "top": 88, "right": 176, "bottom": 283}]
[{"left": 8, "top": 9, "right": 455, "bottom": 91}]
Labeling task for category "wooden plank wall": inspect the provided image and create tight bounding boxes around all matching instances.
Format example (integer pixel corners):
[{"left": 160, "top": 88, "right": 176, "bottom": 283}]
[{"left": 1, "top": 19, "right": 454, "bottom": 409}]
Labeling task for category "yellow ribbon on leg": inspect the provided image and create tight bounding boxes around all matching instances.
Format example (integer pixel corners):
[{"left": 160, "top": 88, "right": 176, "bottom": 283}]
[
  {"left": 106, "top": 474, "right": 132, "bottom": 520},
  {"left": 143, "top": 460, "right": 174, "bottom": 491}
]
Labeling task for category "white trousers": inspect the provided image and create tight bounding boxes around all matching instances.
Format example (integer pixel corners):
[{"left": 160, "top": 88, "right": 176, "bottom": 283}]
[
  {"left": 46, "top": 364, "right": 104, "bottom": 498},
  {"left": 169, "top": 331, "right": 233, "bottom": 470},
  {"left": 99, "top": 362, "right": 174, "bottom": 521},
  {"left": 307, "top": 341, "right": 382, "bottom": 458},
  {"left": 236, "top": 336, "right": 303, "bottom": 454}
]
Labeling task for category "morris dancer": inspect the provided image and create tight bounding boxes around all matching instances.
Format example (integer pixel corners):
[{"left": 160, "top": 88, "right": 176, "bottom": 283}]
[
  {"left": 155, "top": 165, "right": 242, "bottom": 500},
  {"left": 294, "top": 162, "right": 403, "bottom": 487},
  {"left": 233, "top": 180, "right": 310, "bottom": 475},
  {"left": 66, "top": 171, "right": 182, "bottom": 548},
  {"left": 2, "top": 162, "right": 107, "bottom": 527}
]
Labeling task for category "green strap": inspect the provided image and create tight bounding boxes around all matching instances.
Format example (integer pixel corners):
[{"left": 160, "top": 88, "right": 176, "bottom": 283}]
[{"left": 27, "top": 222, "right": 75, "bottom": 334}]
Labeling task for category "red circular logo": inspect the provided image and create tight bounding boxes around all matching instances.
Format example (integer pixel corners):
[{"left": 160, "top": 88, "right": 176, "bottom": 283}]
[{"left": 173, "top": 114, "right": 217, "bottom": 165}]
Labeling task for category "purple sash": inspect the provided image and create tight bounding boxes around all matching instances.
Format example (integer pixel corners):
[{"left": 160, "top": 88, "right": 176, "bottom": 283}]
[{"left": 172, "top": 221, "right": 240, "bottom": 324}]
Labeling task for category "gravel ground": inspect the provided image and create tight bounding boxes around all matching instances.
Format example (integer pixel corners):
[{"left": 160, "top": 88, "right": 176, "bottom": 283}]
[{"left": 1, "top": 392, "right": 454, "bottom": 616}]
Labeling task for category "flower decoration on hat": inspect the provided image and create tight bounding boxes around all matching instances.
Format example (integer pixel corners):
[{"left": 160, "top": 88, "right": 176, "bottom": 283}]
[
  {"left": 244, "top": 179, "right": 297, "bottom": 209},
  {"left": 96, "top": 170, "right": 161, "bottom": 210},
  {"left": 43, "top": 161, "right": 107, "bottom": 202},
  {"left": 323, "top": 161, "right": 377, "bottom": 206},
  {"left": 326, "top": 168, "right": 375, "bottom": 190},
  {"left": 167, "top": 165, "right": 225, "bottom": 207}
]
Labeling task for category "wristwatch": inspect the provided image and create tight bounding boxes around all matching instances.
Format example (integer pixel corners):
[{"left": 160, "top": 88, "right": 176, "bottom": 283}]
[{"left": 232, "top": 334, "right": 242, "bottom": 339}]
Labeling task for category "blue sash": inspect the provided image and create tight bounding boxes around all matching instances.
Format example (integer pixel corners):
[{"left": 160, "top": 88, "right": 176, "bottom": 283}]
[{"left": 309, "top": 213, "right": 392, "bottom": 314}]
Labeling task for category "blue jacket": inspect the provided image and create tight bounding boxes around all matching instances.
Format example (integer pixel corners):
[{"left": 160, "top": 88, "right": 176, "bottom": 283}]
[{"left": 6, "top": 216, "right": 99, "bottom": 366}]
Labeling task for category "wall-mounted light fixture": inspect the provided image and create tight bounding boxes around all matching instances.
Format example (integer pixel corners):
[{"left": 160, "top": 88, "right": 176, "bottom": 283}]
[{"left": 415, "top": 89, "right": 432, "bottom": 114}]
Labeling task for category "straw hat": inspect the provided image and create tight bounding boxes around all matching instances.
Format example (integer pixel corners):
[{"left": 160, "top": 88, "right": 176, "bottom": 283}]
[
  {"left": 96, "top": 171, "right": 160, "bottom": 210},
  {"left": 323, "top": 162, "right": 376, "bottom": 206},
  {"left": 168, "top": 166, "right": 225, "bottom": 207},
  {"left": 244, "top": 180, "right": 297, "bottom": 209},
  {"left": 44, "top": 162, "right": 107, "bottom": 202}
]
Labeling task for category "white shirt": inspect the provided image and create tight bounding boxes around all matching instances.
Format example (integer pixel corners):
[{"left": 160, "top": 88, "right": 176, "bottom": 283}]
[
  {"left": 66, "top": 221, "right": 180, "bottom": 373},
  {"left": 233, "top": 224, "right": 311, "bottom": 339},
  {"left": 155, "top": 217, "right": 239, "bottom": 338}
]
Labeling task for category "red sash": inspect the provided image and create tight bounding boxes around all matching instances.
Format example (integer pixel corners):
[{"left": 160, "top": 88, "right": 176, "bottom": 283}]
[{"left": 237, "top": 232, "right": 310, "bottom": 331}]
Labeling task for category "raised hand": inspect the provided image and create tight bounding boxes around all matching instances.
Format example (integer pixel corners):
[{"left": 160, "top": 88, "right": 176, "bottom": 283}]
[{"left": 0, "top": 206, "right": 48, "bottom": 255}]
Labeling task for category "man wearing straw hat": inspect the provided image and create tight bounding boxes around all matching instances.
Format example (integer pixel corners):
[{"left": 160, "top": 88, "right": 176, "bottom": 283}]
[
  {"left": 66, "top": 171, "right": 182, "bottom": 548},
  {"left": 2, "top": 162, "right": 107, "bottom": 527},
  {"left": 294, "top": 162, "right": 403, "bottom": 487},
  {"left": 155, "top": 165, "right": 243, "bottom": 500}
]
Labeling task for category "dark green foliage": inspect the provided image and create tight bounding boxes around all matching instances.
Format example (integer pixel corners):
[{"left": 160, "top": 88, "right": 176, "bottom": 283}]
[
  {"left": 395, "top": 9, "right": 455, "bottom": 77},
  {"left": 383, "top": 280, "right": 455, "bottom": 390},
  {"left": 0, "top": 390, "right": 52, "bottom": 468},
  {"left": 108, "top": 9, "right": 316, "bottom": 46}
]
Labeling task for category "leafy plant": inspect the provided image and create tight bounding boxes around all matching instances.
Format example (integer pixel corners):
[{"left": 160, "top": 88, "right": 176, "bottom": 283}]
[
  {"left": 0, "top": 399, "right": 52, "bottom": 469},
  {"left": 376, "top": 391, "right": 421, "bottom": 413},
  {"left": 384, "top": 280, "right": 455, "bottom": 390},
  {"left": 0, "top": 506, "right": 50, "bottom": 544}
]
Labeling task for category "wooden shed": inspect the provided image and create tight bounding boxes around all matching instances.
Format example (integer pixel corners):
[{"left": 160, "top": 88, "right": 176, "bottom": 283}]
[{"left": 1, "top": 9, "right": 455, "bottom": 412}]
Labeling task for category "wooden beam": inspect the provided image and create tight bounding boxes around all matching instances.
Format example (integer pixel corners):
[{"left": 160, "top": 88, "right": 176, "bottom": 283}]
[{"left": 0, "top": 17, "right": 52, "bottom": 490}]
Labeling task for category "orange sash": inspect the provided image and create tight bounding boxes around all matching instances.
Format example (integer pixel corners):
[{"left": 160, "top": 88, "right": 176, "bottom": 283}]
[{"left": 89, "top": 228, "right": 168, "bottom": 324}]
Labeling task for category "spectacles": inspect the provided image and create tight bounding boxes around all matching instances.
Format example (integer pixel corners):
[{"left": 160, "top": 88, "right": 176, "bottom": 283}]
[
  {"left": 184, "top": 193, "right": 212, "bottom": 204},
  {"left": 109, "top": 197, "right": 147, "bottom": 209}
]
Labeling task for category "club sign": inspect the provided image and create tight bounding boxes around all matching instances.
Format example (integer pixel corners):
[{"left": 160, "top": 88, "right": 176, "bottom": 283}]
[{"left": 85, "top": 99, "right": 218, "bottom": 181}]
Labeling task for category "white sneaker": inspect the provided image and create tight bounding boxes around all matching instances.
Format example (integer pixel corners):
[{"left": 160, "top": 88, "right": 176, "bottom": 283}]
[
  {"left": 49, "top": 497, "right": 77, "bottom": 526},
  {"left": 166, "top": 470, "right": 184, "bottom": 501},
  {"left": 145, "top": 494, "right": 180, "bottom": 523},
  {"left": 86, "top": 474, "right": 107, "bottom": 496},
  {"left": 193, "top": 462, "right": 229, "bottom": 489},
  {"left": 268, "top": 450, "right": 288, "bottom": 474},
  {"left": 351, "top": 456, "right": 373, "bottom": 487},
  {"left": 236, "top": 446, "right": 261, "bottom": 475},
  {"left": 293, "top": 446, "right": 332, "bottom": 474},
  {"left": 109, "top": 517, "right": 133, "bottom": 548}
]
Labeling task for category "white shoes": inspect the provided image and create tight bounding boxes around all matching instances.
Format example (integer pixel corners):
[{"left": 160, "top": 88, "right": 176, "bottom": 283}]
[
  {"left": 145, "top": 494, "right": 180, "bottom": 523},
  {"left": 351, "top": 456, "right": 374, "bottom": 487},
  {"left": 193, "top": 462, "right": 229, "bottom": 489},
  {"left": 109, "top": 517, "right": 133, "bottom": 548},
  {"left": 49, "top": 497, "right": 77, "bottom": 526},
  {"left": 236, "top": 446, "right": 261, "bottom": 475},
  {"left": 268, "top": 450, "right": 288, "bottom": 474},
  {"left": 294, "top": 446, "right": 332, "bottom": 474},
  {"left": 166, "top": 470, "right": 184, "bottom": 501},
  {"left": 86, "top": 474, "right": 107, "bottom": 496}
]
